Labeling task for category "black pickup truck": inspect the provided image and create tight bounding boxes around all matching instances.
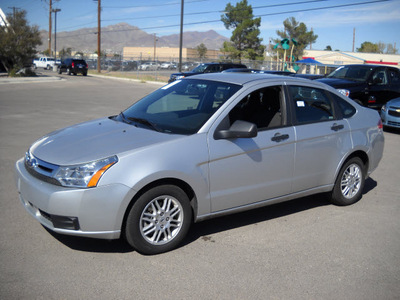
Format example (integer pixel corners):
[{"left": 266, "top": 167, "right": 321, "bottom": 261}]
[{"left": 316, "top": 64, "right": 400, "bottom": 108}]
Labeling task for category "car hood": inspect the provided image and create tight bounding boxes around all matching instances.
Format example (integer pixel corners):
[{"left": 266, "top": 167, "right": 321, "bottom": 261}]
[
  {"left": 30, "top": 117, "right": 182, "bottom": 165},
  {"left": 317, "top": 77, "right": 364, "bottom": 88},
  {"left": 386, "top": 97, "right": 400, "bottom": 107}
]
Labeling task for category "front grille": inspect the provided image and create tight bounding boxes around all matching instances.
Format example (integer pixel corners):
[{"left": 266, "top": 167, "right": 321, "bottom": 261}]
[
  {"left": 388, "top": 109, "right": 400, "bottom": 117},
  {"left": 24, "top": 152, "right": 61, "bottom": 186}
]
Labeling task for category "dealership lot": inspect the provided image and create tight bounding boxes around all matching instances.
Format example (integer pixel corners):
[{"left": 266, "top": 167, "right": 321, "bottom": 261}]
[{"left": 0, "top": 73, "right": 399, "bottom": 299}]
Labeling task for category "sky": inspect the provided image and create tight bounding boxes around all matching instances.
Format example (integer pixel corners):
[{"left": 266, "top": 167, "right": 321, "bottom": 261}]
[{"left": 1, "top": 0, "right": 399, "bottom": 52}]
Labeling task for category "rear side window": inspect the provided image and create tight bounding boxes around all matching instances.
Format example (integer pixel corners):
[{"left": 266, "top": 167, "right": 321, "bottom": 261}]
[
  {"left": 288, "top": 86, "right": 335, "bottom": 124},
  {"left": 330, "top": 93, "right": 356, "bottom": 118}
]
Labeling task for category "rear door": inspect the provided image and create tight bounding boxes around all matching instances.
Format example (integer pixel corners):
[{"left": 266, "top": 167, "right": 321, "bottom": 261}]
[{"left": 286, "top": 85, "right": 353, "bottom": 192}]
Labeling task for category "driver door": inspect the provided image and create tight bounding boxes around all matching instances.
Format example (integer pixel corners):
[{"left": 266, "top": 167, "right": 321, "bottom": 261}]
[{"left": 207, "top": 85, "right": 295, "bottom": 212}]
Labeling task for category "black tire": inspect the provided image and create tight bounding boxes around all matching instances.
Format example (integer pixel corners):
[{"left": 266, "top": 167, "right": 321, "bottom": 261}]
[
  {"left": 331, "top": 157, "right": 365, "bottom": 206},
  {"left": 83, "top": 72, "right": 87, "bottom": 76},
  {"left": 58, "top": 68, "right": 62, "bottom": 74},
  {"left": 125, "top": 185, "right": 192, "bottom": 255}
]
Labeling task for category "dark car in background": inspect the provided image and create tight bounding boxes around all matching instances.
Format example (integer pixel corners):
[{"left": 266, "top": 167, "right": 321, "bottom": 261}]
[
  {"left": 316, "top": 64, "right": 400, "bottom": 108},
  {"left": 168, "top": 62, "right": 247, "bottom": 83},
  {"left": 58, "top": 58, "right": 88, "bottom": 76}
]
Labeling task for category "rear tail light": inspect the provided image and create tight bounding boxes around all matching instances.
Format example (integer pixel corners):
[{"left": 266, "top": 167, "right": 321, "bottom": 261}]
[
  {"left": 86, "top": 63, "right": 88, "bottom": 68},
  {"left": 72, "top": 62, "right": 75, "bottom": 68},
  {"left": 378, "top": 119, "right": 383, "bottom": 129},
  {"left": 368, "top": 96, "right": 376, "bottom": 104}
]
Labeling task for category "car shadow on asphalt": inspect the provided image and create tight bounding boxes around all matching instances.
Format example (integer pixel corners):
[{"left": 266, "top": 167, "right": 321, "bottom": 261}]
[{"left": 45, "top": 178, "right": 377, "bottom": 254}]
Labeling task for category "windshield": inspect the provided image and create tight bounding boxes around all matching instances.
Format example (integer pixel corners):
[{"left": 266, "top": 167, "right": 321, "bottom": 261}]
[
  {"left": 120, "top": 79, "right": 241, "bottom": 134},
  {"left": 327, "top": 65, "right": 374, "bottom": 82},
  {"left": 190, "top": 64, "right": 208, "bottom": 73}
]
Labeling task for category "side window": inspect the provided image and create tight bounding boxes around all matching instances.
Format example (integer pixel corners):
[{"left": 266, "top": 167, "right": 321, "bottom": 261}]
[
  {"left": 228, "top": 86, "right": 283, "bottom": 130},
  {"left": 288, "top": 86, "right": 335, "bottom": 124},
  {"left": 330, "top": 93, "right": 356, "bottom": 118},
  {"left": 372, "top": 69, "right": 388, "bottom": 85},
  {"left": 389, "top": 69, "right": 400, "bottom": 85}
]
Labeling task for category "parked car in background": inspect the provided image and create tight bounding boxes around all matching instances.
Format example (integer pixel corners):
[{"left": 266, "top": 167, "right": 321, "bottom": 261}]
[
  {"left": 381, "top": 97, "right": 400, "bottom": 129},
  {"left": 15, "top": 73, "right": 384, "bottom": 255},
  {"left": 58, "top": 58, "right": 88, "bottom": 76},
  {"left": 316, "top": 64, "right": 400, "bottom": 108},
  {"left": 139, "top": 61, "right": 159, "bottom": 71},
  {"left": 168, "top": 62, "right": 247, "bottom": 83},
  {"left": 121, "top": 61, "right": 138, "bottom": 71},
  {"left": 160, "top": 62, "right": 177, "bottom": 70}
]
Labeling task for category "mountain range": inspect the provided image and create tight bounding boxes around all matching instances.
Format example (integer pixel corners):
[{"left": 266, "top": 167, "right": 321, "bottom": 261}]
[{"left": 38, "top": 22, "right": 229, "bottom": 54}]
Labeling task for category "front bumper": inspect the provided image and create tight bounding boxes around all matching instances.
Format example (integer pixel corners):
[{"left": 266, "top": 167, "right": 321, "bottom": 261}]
[
  {"left": 381, "top": 110, "right": 400, "bottom": 129},
  {"left": 15, "top": 158, "right": 134, "bottom": 239}
]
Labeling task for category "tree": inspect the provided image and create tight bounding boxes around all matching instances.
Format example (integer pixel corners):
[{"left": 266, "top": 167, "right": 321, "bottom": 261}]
[
  {"left": 0, "top": 10, "right": 42, "bottom": 74},
  {"left": 221, "top": 0, "right": 265, "bottom": 61},
  {"left": 59, "top": 47, "right": 72, "bottom": 59},
  {"left": 357, "top": 41, "right": 379, "bottom": 53},
  {"left": 196, "top": 43, "right": 207, "bottom": 60},
  {"left": 324, "top": 45, "right": 332, "bottom": 51},
  {"left": 274, "top": 17, "right": 317, "bottom": 61},
  {"left": 386, "top": 43, "right": 398, "bottom": 54}
]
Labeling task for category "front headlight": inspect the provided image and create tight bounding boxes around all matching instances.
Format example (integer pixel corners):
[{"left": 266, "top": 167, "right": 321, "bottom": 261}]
[
  {"left": 54, "top": 156, "right": 118, "bottom": 188},
  {"left": 337, "top": 89, "right": 350, "bottom": 97}
]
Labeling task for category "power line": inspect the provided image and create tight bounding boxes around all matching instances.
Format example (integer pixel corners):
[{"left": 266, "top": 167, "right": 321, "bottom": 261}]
[
  {"left": 103, "top": 0, "right": 208, "bottom": 9},
  {"left": 55, "top": 0, "right": 390, "bottom": 39}
]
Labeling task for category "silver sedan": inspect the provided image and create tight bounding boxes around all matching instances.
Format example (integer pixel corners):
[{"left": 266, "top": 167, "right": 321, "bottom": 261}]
[{"left": 15, "top": 73, "right": 384, "bottom": 254}]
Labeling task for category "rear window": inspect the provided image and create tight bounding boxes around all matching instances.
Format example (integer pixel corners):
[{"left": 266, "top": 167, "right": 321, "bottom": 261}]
[{"left": 73, "top": 60, "right": 86, "bottom": 64}]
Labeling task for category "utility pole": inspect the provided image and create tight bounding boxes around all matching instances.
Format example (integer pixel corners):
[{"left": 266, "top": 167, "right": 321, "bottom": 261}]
[
  {"left": 178, "top": 0, "right": 184, "bottom": 72},
  {"left": 52, "top": 8, "right": 61, "bottom": 64},
  {"left": 8, "top": 6, "right": 20, "bottom": 22},
  {"left": 153, "top": 34, "right": 158, "bottom": 62},
  {"left": 352, "top": 28, "right": 355, "bottom": 52},
  {"left": 48, "top": 0, "right": 52, "bottom": 56},
  {"left": 96, "top": 0, "right": 101, "bottom": 73}
]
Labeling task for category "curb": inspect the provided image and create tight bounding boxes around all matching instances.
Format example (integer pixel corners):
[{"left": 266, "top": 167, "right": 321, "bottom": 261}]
[
  {"left": 0, "top": 76, "right": 63, "bottom": 84},
  {"left": 88, "top": 73, "right": 166, "bottom": 86}
]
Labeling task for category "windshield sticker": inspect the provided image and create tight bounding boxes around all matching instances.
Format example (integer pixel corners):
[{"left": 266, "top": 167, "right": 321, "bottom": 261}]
[
  {"left": 297, "top": 101, "right": 305, "bottom": 107},
  {"left": 161, "top": 80, "right": 182, "bottom": 90}
]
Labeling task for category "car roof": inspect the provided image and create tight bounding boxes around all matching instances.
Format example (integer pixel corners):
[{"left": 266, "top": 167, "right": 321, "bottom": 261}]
[{"left": 185, "top": 72, "right": 328, "bottom": 88}]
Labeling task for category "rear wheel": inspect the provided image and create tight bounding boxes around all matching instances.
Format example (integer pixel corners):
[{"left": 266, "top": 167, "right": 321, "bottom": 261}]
[
  {"left": 125, "top": 185, "right": 192, "bottom": 255},
  {"left": 331, "top": 157, "right": 365, "bottom": 206}
]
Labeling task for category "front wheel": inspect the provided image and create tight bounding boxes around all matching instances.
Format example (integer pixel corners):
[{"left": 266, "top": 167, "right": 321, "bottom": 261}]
[
  {"left": 125, "top": 185, "right": 192, "bottom": 255},
  {"left": 331, "top": 157, "right": 365, "bottom": 206}
]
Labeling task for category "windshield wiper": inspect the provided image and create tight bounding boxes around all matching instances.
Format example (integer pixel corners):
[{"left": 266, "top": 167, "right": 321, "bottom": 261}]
[
  {"left": 127, "top": 117, "right": 162, "bottom": 132},
  {"left": 119, "top": 111, "right": 129, "bottom": 124}
]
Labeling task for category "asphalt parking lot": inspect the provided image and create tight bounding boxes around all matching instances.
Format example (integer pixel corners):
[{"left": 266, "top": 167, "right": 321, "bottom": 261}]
[{"left": 0, "top": 72, "right": 399, "bottom": 299}]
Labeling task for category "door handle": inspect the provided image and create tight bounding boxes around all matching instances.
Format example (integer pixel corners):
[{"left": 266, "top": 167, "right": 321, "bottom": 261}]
[
  {"left": 271, "top": 133, "right": 289, "bottom": 142},
  {"left": 331, "top": 123, "right": 344, "bottom": 131}
]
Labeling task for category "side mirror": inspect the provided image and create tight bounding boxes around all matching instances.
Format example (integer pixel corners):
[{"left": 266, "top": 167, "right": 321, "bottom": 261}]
[{"left": 214, "top": 120, "right": 258, "bottom": 140}]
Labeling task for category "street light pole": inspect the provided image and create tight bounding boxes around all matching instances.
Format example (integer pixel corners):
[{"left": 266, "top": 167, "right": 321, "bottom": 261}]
[{"left": 52, "top": 8, "right": 61, "bottom": 68}]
